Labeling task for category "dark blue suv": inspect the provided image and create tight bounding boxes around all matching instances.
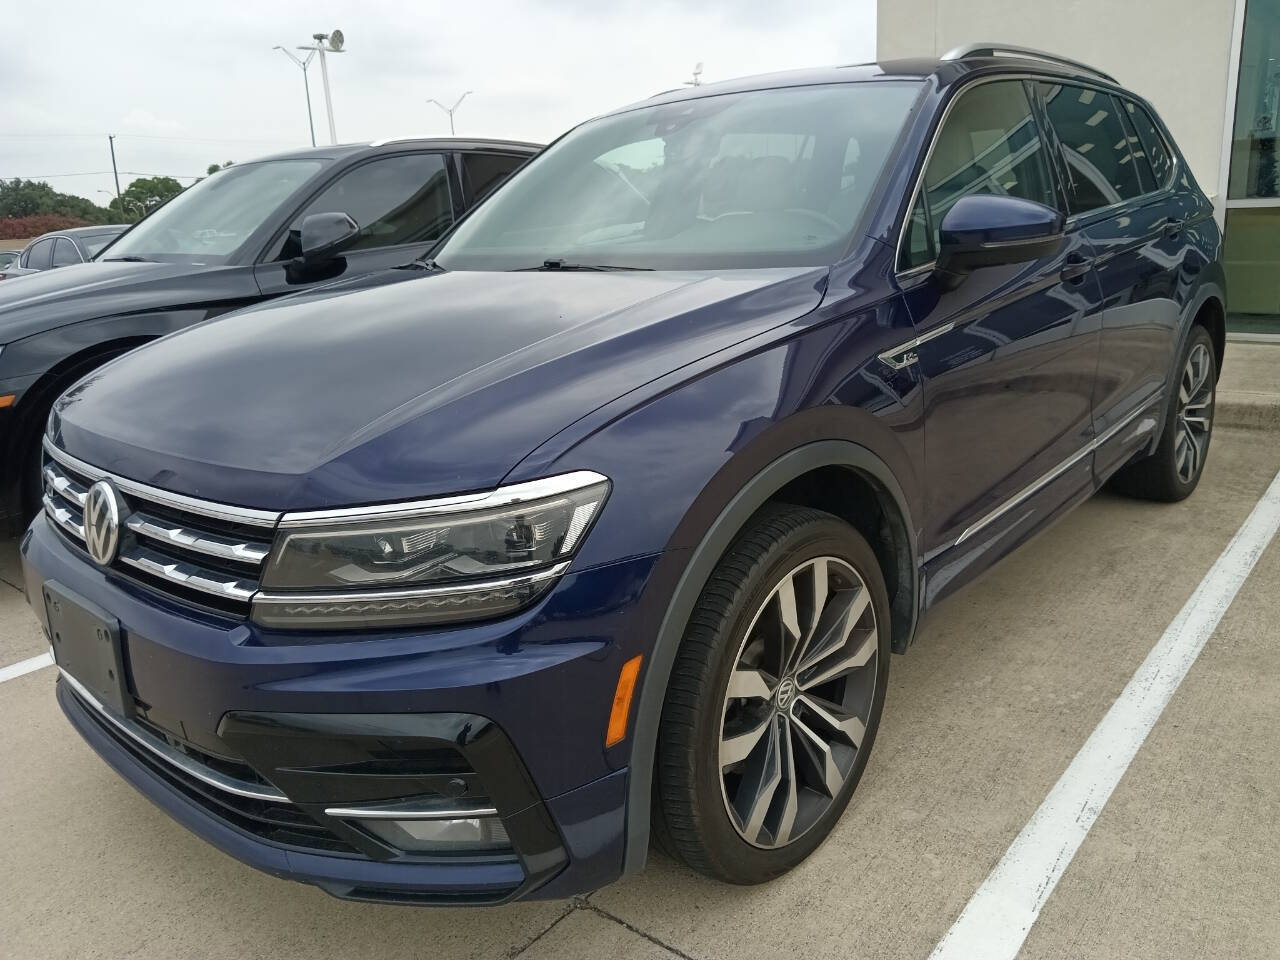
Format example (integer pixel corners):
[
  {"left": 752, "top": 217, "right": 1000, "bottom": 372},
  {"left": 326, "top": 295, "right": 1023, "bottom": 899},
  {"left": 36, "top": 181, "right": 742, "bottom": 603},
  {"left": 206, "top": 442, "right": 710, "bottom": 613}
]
[{"left": 22, "top": 45, "right": 1225, "bottom": 904}]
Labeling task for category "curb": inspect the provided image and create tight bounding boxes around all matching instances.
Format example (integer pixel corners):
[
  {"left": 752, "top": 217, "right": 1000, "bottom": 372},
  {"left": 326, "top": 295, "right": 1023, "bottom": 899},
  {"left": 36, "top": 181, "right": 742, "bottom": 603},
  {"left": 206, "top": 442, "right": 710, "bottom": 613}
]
[{"left": 1217, "top": 391, "right": 1280, "bottom": 432}]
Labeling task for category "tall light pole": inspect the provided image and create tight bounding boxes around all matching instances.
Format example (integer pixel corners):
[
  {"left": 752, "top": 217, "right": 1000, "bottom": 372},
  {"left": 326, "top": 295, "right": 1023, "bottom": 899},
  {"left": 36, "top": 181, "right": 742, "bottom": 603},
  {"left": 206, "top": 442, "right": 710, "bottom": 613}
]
[
  {"left": 297, "top": 29, "right": 345, "bottom": 145},
  {"left": 683, "top": 62, "right": 705, "bottom": 87},
  {"left": 273, "top": 45, "right": 317, "bottom": 146},
  {"left": 427, "top": 91, "right": 473, "bottom": 136}
]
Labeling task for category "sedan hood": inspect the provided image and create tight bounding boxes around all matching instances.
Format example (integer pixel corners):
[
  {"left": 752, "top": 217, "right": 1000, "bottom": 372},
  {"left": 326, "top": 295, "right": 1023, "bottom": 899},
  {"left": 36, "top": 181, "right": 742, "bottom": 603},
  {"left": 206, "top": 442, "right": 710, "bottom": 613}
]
[
  {"left": 0, "top": 260, "right": 213, "bottom": 344},
  {"left": 52, "top": 266, "right": 827, "bottom": 509}
]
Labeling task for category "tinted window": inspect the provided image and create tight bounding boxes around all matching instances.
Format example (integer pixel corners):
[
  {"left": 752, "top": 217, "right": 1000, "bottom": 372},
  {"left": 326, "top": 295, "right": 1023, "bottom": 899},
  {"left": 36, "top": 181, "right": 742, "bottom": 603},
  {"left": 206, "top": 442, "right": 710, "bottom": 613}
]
[
  {"left": 25, "top": 238, "right": 54, "bottom": 270},
  {"left": 1040, "top": 82, "right": 1145, "bottom": 214},
  {"left": 462, "top": 153, "right": 528, "bottom": 205},
  {"left": 276, "top": 153, "right": 453, "bottom": 260},
  {"left": 106, "top": 159, "right": 324, "bottom": 264},
  {"left": 436, "top": 82, "right": 922, "bottom": 272},
  {"left": 902, "top": 80, "right": 1055, "bottom": 269},
  {"left": 82, "top": 232, "right": 121, "bottom": 258},
  {"left": 1122, "top": 99, "right": 1173, "bottom": 189},
  {"left": 51, "top": 237, "right": 80, "bottom": 267}
]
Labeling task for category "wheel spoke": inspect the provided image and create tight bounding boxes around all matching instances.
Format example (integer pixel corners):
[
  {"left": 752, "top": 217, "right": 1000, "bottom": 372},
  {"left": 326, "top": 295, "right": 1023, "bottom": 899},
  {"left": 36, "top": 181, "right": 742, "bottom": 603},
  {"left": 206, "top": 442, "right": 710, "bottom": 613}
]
[
  {"left": 733, "top": 716, "right": 784, "bottom": 843},
  {"left": 774, "top": 718, "right": 799, "bottom": 845},
  {"left": 721, "top": 714, "right": 772, "bottom": 768},
  {"left": 798, "top": 626, "right": 876, "bottom": 690},
  {"left": 797, "top": 693, "right": 866, "bottom": 749},
  {"left": 791, "top": 712, "right": 844, "bottom": 797},
  {"left": 727, "top": 667, "right": 774, "bottom": 702},
  {"left": 795, "top": 587, "right": 868, "bottom": 675}
]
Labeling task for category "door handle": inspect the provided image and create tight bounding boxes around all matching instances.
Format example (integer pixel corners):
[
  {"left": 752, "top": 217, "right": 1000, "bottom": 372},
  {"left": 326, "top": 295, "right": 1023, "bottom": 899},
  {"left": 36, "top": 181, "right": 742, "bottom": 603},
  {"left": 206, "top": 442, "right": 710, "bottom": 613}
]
[
  {"left": 1060, "top": 255, "right": 1093, "bottom": 283},
  {"left": 1162, "top": 218, "right": 1185, "bottom": 239}
]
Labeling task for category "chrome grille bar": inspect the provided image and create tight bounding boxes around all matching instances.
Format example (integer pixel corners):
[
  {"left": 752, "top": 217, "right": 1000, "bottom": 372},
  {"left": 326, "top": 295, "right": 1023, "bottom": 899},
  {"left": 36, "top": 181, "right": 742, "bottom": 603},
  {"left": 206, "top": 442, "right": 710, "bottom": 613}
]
[
  {"left": 125, "top": 512, "right": 271, "bottom": 565},
  {"left": 42, "top": 493, "right": 85, "bottom": 540},
  {"left": 43, "top": 465, "right": 87, "bottom": 507},
  {"left": 118, "top": 545, "right": 258, "bottom": 602}
]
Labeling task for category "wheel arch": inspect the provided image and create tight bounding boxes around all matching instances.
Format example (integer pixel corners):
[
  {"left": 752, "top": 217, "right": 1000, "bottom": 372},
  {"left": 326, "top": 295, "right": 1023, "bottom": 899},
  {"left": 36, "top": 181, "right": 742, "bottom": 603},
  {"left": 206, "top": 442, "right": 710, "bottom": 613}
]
[{"left": 622, "top": 439, "right": 918, "bottom": 874}]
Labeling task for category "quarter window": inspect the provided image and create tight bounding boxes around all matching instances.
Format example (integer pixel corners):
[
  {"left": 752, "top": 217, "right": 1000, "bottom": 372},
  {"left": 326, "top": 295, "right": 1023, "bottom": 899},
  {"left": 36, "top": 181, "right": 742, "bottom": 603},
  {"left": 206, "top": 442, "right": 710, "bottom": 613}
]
[
  {"left": 1039, "top": 82, "right": 1145, "bottom": 214},
  {"left": 1122, "top": 99, "right": 1174, "bottom": 190},
  {"left": 901, "top": 80, "right": 1056, "bottom": 270},
  {"left": 51, "top": 237, "right": 80, "bottom": 267},
  {"left": 274, "top": 153, "right": 453, "bottom": 260},
  {"left": 461, "top": 152, "right": 528, "bottom": 205}
]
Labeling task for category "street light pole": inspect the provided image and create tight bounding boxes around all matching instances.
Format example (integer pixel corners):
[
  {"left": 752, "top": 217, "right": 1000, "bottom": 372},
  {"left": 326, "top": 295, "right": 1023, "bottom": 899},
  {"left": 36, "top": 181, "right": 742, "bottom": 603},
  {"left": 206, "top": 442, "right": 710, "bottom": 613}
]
[
  {"left": 297, "top": 30, "right": 345, "bottom": 145},
  {"left": 427, "top": 91, "right": 473, "bottom": 136},
  {"left": 273, "top": 46, "right": 317, "bottom": 146},
  {"left": 107, "top": 135, "right": 122, "bottom": 207}
]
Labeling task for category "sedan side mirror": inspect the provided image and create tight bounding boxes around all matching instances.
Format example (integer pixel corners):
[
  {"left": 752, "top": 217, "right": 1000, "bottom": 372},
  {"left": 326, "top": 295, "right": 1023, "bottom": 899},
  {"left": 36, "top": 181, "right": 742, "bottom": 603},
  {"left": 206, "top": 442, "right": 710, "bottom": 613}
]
[
  {"left": 299, "top": 212, "right": 360, "bottom": 265},
  {"left": 936, "top": 195, "right": 1065, "bottom": 289}
]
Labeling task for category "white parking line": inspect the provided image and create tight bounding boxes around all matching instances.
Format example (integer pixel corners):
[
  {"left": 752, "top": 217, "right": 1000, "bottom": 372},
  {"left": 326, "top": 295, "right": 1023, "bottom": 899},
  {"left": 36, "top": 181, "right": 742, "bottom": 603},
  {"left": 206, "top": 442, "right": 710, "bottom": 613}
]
[
  {"left": 930, "top": 467, "right": 1280, "bottom": 960},
  {"left": 0, "top": 652, "right": 54, "bottom": 684}
]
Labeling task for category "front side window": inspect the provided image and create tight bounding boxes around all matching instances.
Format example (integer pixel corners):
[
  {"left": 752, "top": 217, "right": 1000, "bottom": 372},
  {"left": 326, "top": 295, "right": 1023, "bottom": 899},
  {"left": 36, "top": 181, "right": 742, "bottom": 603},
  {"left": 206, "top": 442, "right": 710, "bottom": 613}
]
[
  {"left": 273, "top": 153, "right": 453, "bottom": 260},
  {"left": 24, "top": 238, "right": 53, "bottom": 270},
  {"left": 83, "top": 232, "right": 121, "bottom": 258},
  {"left": 435, "top": 82, "right": 922, "bottom": 271},
  {"left": 1040, "top": 82, "right": 1145, "bottom": 214},
  {"left": 461, "top": 152, "right": 529, "bottom": 205},
  {"left": 104, "top": 159, "right": 325, "bottom": 264},
  {"left": 901, "top": 80, "right": 1055, "bottom": 270},
  {"left": 51, "top": 237, "right": 80, "bottom": 267}
]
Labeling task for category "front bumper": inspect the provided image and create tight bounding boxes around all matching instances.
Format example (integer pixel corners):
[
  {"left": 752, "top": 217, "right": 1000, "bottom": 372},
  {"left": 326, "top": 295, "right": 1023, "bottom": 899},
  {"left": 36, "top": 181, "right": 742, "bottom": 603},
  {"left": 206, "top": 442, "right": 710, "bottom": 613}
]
[{"left": 23, "top": 517, "right": 659, "bottom": 903}]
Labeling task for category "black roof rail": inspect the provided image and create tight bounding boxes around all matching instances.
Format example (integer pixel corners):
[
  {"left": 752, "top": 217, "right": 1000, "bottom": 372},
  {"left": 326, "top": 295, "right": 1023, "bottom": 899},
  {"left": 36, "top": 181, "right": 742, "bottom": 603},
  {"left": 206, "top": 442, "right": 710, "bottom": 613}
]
[{"left": 940, "top": 43, "right": 1117, "bottom": 84}]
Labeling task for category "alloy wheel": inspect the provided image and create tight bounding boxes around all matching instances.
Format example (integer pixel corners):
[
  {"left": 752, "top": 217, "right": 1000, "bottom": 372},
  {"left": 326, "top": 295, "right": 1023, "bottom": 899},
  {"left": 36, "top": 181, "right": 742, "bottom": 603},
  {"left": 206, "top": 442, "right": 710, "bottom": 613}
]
[
  {"left": 1175, "top": 342, "right": 1214, "bottom": 484},
  {"left": 718, "top": 556, "right": 879, "bottom": 849}
]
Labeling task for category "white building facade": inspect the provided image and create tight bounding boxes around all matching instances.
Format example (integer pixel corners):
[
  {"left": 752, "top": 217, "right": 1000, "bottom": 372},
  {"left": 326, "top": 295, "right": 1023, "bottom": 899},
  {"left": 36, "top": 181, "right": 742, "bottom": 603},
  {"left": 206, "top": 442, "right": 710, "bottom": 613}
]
[{"left": 877, "top": 0, "right": 1279, "bottom": 330}]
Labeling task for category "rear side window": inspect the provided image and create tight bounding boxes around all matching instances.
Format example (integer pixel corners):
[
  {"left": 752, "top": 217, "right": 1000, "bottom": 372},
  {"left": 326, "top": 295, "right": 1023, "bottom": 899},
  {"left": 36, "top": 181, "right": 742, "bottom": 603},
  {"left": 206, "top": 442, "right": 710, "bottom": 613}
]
[
  {"left": 24, "top": 238, "right": 54, "bottom": 270},
  {"left": 274, "top": 152, "right": 454, "bottom": 260},
  {"left": 461, "top": 153, "right": 528, "bottom": 205},
  {"left": 51, "top": 237, "right": 80, "bottom": 266},
  {"left": 1121, "top": 99, "right": 1174, "bottom": 190},
  {"left": 1039, "top": 82, "right": 1145, "bottom": 214},
  {"left": 901, "top": 80, "right": 1056, "bottom": 270}
]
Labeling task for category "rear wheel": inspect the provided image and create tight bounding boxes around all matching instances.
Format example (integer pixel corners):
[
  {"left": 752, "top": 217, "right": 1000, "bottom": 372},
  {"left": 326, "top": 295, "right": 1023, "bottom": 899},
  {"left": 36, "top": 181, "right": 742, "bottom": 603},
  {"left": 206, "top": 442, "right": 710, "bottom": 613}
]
[
  {"left": 1111, "top": 325, "right": 1216, "bottom": 502},
  {"left": 653, "top": 505, "right": 890, "bottom": 884}
]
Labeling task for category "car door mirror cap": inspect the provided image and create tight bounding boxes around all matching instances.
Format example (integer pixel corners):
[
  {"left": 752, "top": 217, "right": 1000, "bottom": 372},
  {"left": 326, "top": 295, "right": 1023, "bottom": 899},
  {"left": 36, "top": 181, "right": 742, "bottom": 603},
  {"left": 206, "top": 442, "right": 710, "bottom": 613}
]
[
  {"left": 299, "top": 212, "right": 361, "bottom": 265},
  {"left": 935, "top": 195, "right": 1065, "bottom": 288}
]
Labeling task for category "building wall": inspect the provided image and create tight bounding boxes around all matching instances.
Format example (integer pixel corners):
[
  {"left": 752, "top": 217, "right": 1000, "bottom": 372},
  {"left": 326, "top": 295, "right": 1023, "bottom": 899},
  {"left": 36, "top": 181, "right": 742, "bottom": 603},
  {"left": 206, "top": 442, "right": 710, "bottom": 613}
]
[{"left": 875, "top": 0, "right": 1237, "bottom": 202}]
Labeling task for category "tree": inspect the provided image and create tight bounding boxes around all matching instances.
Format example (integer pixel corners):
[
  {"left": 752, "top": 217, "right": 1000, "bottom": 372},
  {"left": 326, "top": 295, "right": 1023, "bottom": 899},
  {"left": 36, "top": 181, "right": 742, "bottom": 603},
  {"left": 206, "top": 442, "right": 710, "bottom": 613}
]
[
  {"left": 108, "top": 176, "right": 184, "bottom": 220},
  {"left": 0, "top": 178, "right": 113, "bottom": 224},
  {"left": 206, "top": 160, "right": 234, "bottom": 175}
]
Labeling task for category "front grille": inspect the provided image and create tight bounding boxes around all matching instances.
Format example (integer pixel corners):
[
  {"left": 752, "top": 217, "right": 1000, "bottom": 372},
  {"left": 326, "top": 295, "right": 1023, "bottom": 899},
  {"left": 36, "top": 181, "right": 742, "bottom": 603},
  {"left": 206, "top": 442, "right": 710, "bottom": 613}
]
[
  {"left": 42, "top": 443, "right": 279, "bottom": 617},
  {"left": 65, "top": 681, "right": 359, "bottom": 855}
]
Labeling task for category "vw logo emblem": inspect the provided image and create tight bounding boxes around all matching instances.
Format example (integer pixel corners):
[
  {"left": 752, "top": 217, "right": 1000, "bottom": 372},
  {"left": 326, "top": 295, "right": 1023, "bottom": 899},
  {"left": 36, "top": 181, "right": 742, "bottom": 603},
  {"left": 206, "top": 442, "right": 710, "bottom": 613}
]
[
  {"left": 83, "top": 480, "right": 125, "bottom": 567},
  {"left": 776, "top": 676, "right": 796, "bottom": 711}
]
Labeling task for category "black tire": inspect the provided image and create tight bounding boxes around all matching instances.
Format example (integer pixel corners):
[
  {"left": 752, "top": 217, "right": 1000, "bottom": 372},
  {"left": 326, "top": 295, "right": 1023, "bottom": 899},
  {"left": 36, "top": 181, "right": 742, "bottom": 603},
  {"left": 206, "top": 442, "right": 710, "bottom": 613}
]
[
  {"left": 18, "top": 396, "right": 55, "bottom": 523},
  {"left": 1110, "top": 325, "right": 1216, "bottom": 502},
  {"left": 652, "top": 504, "right": 891, "bottom": 884}
]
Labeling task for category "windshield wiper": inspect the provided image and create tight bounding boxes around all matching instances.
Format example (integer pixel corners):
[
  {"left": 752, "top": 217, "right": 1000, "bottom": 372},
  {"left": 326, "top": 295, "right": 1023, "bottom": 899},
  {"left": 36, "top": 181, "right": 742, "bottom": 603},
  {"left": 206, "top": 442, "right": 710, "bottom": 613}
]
[
  {"left": 519, "top": 259, "right": 653, "bottom": 272},
  {"left": 101, "top": 256, "right": 153, "bottom": 262},
  {"left": 396, "top": 257, "right": 443, "bottom": 272}
]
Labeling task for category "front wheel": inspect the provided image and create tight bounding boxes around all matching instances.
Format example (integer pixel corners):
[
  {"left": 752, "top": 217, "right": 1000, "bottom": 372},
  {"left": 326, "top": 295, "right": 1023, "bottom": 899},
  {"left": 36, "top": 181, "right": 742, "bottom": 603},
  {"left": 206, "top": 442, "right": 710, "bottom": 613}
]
[
  {"left": 652, "top": 505, "right": 890, "bottom": 884},
  {"left": 1111, "top": 325, "right": 1216, "bottom": 502}
]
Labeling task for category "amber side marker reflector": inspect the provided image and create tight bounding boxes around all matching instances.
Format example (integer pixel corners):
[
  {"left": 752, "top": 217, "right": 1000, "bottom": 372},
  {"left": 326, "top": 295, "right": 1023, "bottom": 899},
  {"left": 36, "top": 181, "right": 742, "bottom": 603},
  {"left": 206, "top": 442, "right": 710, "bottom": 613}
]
[
  {"left": 606, "top": 654, "right": 643, "bottom": 747},
  {"left": 0, "top": 394, "right": 14, "bottom": 409}
]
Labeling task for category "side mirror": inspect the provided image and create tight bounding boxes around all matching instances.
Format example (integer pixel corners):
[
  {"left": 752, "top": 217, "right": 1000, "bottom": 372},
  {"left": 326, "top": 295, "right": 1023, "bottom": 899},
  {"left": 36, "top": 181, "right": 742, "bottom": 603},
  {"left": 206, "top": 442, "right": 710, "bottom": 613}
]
[
  {"left": 299, "top": 212, "right": 360, "bottom": 265},
  {"left": 936, "top": 195, "right": 1065, "bottom": 289}
]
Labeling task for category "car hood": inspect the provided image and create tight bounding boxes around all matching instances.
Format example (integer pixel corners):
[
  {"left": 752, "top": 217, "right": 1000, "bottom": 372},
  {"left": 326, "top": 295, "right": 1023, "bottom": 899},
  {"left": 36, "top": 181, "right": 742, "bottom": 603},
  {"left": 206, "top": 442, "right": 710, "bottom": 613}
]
[
  {"left": 51, "top": 266, "right": 828, "bottom": 509},
  {"left": 0, "top": 260, "right": 211, "bottom": 343}
]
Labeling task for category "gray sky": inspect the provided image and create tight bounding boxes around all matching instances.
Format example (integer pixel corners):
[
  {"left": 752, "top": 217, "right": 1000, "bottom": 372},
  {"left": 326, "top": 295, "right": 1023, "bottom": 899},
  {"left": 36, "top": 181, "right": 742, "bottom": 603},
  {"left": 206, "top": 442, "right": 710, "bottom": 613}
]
[{"left": 0, "top": 0, "right": 877, "bottom": 206}]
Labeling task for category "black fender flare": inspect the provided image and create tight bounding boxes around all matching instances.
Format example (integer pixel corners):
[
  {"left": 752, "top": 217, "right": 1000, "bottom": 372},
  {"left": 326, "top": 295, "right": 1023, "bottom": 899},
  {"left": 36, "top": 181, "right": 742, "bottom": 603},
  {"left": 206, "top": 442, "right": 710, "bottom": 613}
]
[
  {"left": 622, "top": 439, "right": 917, "bottom": 873},
  {"left": 1148, "top": 278, "right": 1226, "bottom": 452}
]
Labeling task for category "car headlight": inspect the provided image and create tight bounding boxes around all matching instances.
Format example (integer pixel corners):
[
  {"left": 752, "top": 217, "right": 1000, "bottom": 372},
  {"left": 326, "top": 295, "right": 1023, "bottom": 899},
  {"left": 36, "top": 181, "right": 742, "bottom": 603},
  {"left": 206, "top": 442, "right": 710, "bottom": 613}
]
[{"left": 252, "top": 471, "right": 609, "bottom": 630}]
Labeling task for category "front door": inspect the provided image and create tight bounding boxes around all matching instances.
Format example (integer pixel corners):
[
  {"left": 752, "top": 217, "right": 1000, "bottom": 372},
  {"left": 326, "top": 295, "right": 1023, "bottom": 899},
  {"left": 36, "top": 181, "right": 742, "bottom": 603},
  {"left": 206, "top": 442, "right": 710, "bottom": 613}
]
[
  {"left": 896, "top": 79, "right": 1105, "bottom": 599},
  {"left": 254, "top": 151, "right": 457, "bottom": 296}
]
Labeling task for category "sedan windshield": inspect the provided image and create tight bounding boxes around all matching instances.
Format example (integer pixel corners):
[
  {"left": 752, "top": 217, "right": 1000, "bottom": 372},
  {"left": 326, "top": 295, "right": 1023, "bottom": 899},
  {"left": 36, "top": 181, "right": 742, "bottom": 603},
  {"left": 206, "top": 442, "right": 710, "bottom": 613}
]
[
  {"left": 435, "top": 81, "right": 921, "bottom": 272},
  {"left": 102, "top": 159, "right": 325, "bottom": 264}
]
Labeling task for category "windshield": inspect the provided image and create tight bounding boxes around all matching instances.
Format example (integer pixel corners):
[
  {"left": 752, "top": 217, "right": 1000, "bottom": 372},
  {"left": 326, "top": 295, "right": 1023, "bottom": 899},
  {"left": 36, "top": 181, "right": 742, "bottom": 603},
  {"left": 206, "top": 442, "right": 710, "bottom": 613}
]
[
  {"left": 435, "top": 81, "right": 921, "bottom": 272},
  {"left": 102, "top": 159, "right": 325, "bottom": 264}
]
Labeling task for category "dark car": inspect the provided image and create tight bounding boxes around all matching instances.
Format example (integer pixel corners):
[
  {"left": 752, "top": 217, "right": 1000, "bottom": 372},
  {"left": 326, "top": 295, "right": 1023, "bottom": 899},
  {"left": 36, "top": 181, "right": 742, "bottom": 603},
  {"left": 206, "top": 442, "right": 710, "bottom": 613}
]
[
  {"left": 24, "top": 46, "right": 1224, "bottom": 904},
  {"left": 0, "top": 138, "right": 539, "bottom": 531},
  {"left": 0, "top": 224, "right": 129, "bottom": 280}
]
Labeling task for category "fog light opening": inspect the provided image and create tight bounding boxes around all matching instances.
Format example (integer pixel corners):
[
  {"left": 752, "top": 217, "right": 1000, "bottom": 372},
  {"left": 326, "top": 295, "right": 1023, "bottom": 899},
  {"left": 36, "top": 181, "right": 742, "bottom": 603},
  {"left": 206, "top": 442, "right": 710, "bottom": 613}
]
[{"left": 357, "top": 815, "right": 511, "bottom": 853}]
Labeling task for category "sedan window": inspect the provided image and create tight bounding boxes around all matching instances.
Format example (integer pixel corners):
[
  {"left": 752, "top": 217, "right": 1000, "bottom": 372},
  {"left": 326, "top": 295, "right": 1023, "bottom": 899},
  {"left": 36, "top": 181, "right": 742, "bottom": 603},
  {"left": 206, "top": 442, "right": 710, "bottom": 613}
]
[
  {"left": 24, "top": 238, "right": 54, "bottom": 270},
  {"left": 51, "top": 237, "right": 81, "bottom": 267}
]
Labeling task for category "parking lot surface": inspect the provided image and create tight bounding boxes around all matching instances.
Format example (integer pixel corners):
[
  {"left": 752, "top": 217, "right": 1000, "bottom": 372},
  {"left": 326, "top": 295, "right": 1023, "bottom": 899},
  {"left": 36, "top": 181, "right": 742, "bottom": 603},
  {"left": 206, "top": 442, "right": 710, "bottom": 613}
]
[{"left": 2, "top": 425, "right": 1278, "bottom": 960}]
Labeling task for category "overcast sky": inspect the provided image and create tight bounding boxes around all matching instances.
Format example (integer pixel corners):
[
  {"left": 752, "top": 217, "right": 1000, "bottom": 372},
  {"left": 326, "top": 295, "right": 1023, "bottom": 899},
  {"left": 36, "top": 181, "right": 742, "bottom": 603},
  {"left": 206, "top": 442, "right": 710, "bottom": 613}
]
[{"left": 0, "top": 0, "right": 877, "bottom": 206}]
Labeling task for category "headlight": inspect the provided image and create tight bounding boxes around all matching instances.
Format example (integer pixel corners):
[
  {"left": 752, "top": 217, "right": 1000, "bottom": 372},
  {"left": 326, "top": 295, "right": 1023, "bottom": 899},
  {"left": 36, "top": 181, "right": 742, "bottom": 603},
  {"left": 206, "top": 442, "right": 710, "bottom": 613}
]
[{"left": 252, "top": 471, "right": 609, "bottom": 630}]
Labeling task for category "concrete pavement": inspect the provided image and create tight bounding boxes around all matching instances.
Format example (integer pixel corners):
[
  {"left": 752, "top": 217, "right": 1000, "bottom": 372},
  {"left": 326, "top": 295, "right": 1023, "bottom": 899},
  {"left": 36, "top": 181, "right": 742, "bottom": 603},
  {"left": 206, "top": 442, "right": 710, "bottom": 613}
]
[{"left": 0, "top": 426, "right": 1277, "bottom": 959}]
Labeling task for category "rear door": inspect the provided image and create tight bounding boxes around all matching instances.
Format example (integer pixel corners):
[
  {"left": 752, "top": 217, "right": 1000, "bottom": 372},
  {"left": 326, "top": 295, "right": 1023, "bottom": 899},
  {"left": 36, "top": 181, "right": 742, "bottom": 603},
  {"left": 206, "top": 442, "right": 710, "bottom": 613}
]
[
  {"left": 254, "top": 151, "right": 458, "bottom": 294},
  {"left": 898, "top": 78, "right": 1105, "bottom": 579},
  {"left": 1035, "top": 81, "right": 1184, "bottom": 477}
]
